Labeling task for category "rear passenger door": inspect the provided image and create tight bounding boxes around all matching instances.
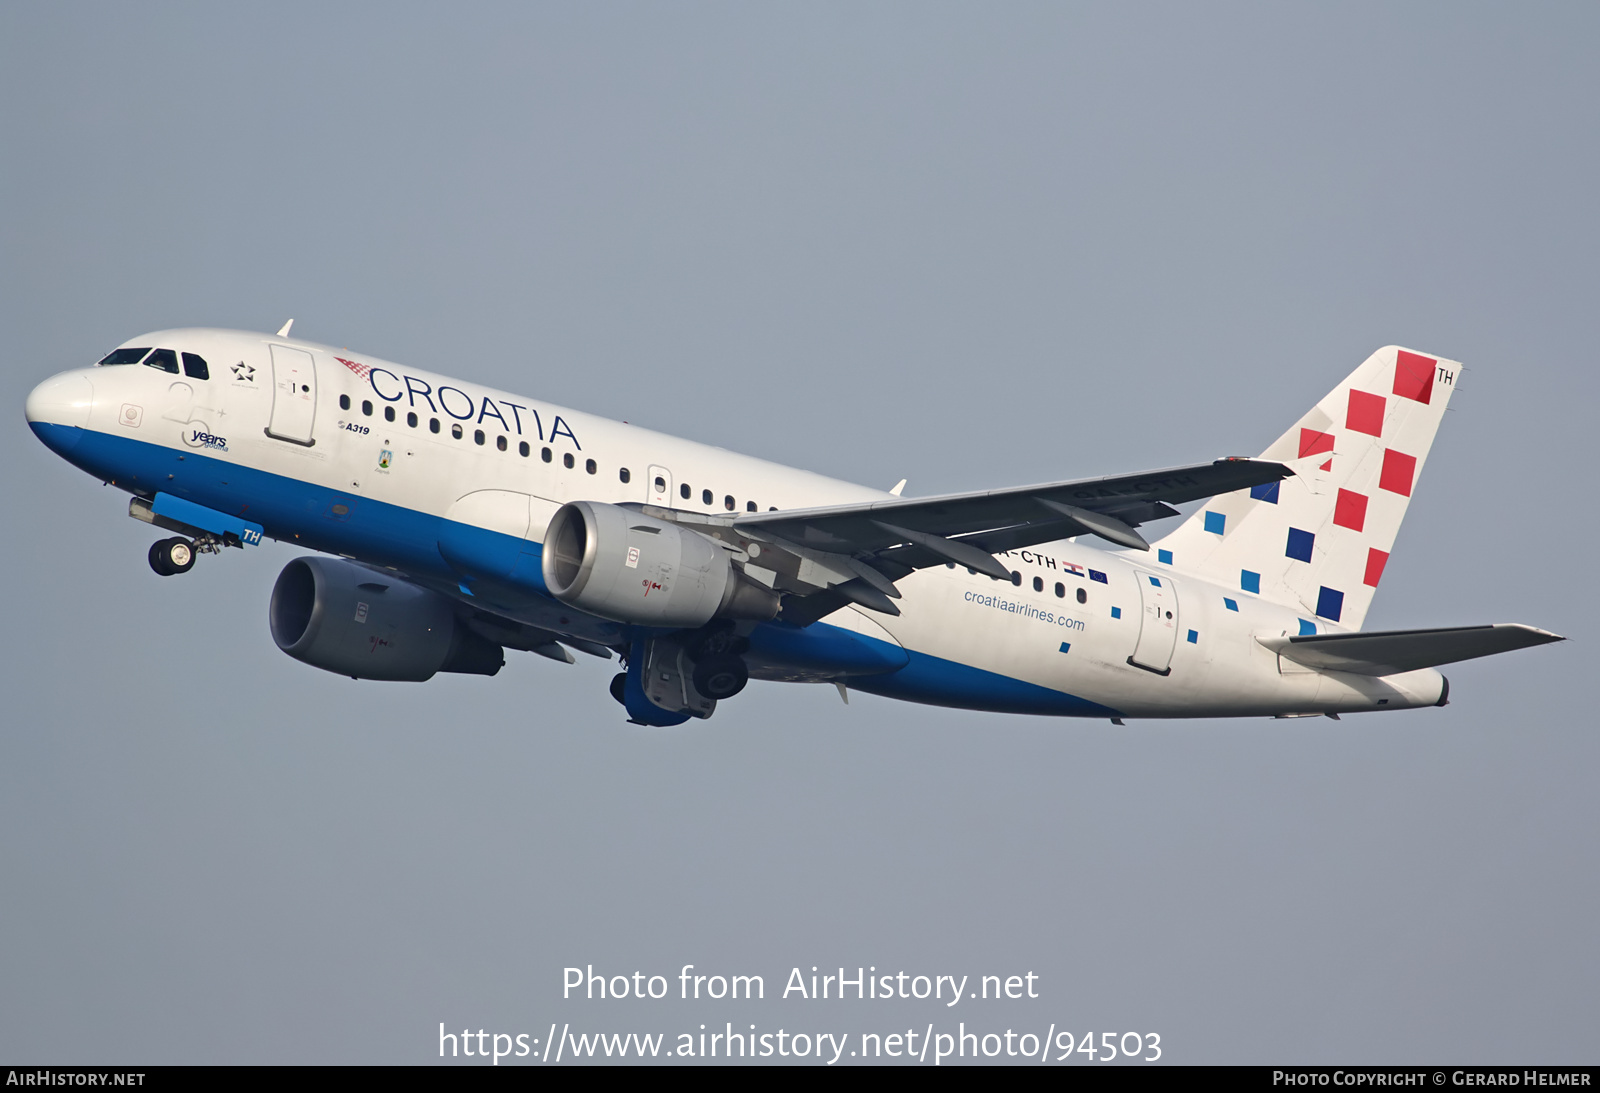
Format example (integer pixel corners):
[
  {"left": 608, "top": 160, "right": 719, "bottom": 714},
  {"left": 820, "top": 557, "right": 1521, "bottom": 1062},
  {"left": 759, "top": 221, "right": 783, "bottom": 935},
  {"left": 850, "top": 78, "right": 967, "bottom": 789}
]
[{"left": 1128, "top": 570, "right": 1180, "bottom": 675}]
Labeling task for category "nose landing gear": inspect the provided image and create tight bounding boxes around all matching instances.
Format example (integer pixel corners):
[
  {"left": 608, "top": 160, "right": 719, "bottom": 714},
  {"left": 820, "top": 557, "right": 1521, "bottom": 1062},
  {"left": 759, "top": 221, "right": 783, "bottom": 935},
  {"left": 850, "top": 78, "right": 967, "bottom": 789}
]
[
  {"left": 148, "top": 537, "right": 196, "bottom": 576},
  {"left": 147, "top": 532, "right": 228, "bottom": 576}
]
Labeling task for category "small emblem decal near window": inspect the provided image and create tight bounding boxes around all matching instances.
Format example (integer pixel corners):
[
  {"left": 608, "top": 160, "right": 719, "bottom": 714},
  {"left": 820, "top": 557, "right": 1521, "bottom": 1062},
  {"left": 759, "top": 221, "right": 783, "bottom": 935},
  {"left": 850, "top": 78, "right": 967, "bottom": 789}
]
[
  {"left": 231, "top": 361, "right": 255, "bottom": 382},
  {"left": 626, "top": 546, "right": 641, "bottom": 568},
  {"left": 119, "top": 404, "right": 143, "bottom": 428},
  {"left": 355, "top": 602, "right": 369, "bottom": 623}
]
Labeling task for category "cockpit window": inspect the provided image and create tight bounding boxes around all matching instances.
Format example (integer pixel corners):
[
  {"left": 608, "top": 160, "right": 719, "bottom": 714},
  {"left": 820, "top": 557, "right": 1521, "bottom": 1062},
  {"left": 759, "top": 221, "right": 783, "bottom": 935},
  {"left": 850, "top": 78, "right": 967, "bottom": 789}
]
[
  {"left": 143, "top": 349, "right": 179, "bottom": 374},
  {"left": 181, "top": 353, "right": 209, "bottom": 380},
  {"left": 99, "top": 348, "right": 150, "bottom": 365}
]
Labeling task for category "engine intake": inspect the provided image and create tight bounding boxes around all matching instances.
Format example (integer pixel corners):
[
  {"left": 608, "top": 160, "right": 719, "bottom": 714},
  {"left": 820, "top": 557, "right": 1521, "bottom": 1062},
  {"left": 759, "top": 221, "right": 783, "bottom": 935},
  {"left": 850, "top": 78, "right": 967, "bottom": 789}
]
[
  {"left": 270, "top": 557, "right": 503, "bottom": 681},
  {"left": 542, "top": 501, "right": 777, "bottom": 628}
]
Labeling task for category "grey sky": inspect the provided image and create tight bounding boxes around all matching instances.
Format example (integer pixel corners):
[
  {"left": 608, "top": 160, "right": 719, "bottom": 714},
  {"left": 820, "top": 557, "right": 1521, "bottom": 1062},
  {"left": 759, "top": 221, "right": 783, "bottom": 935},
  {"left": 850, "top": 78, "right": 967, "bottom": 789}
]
[{"left": 1, "top": 2, "right": 1593, "bottom": 1064}]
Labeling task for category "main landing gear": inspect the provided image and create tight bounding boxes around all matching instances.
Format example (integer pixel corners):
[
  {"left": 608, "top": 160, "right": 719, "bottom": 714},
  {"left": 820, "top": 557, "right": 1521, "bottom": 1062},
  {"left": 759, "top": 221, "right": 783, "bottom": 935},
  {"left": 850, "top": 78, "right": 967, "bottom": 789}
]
[
  {"left": 147, "top": 533, "right": 229, "bottom": 576},
  {"left": 609, "top": 626, "right": 752, "bottom": 724},
  {"left": 687, "top": 627, "right": 750, "bottom": 700}
]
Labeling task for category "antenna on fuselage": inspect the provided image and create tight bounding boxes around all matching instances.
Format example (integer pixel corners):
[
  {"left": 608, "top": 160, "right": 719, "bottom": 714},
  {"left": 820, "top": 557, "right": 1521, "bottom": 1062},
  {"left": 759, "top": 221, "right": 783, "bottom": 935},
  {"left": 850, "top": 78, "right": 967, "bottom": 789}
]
[{"left": 276, "top": 319, "right": 294, "bottom": 338}]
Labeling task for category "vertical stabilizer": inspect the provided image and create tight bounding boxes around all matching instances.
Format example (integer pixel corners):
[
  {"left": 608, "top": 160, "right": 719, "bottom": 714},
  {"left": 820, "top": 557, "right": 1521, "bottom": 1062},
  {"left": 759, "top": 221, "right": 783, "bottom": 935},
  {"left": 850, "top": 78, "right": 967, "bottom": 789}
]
[{"left": 1155, "top": 346, "right": 1460, "bottom": 631}]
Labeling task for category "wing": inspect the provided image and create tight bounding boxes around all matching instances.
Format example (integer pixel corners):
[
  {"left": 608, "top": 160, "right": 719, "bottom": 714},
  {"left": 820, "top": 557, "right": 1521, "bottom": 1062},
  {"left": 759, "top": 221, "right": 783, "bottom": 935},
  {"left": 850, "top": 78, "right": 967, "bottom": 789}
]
[{"left": 641, "top": 457, "right": 1291, "bottom": 625}]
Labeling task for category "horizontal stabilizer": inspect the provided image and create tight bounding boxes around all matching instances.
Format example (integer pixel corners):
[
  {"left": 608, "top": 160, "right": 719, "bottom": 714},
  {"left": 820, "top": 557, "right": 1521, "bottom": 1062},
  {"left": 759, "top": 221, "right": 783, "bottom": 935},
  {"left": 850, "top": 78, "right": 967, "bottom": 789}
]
[{"left": 1258, "top": 624, "right": 1563, "bottom": 676}]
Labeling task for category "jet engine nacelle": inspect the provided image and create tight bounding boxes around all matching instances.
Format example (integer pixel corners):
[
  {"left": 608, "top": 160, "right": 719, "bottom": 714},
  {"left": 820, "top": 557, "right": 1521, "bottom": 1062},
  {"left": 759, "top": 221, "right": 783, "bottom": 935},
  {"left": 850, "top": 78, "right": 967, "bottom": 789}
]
[
  {"left": 269, "top": 556, "right": 504, "bottom": 681},
  {"left": 541, "top": 501, "right": 778, "bottom": 628}
]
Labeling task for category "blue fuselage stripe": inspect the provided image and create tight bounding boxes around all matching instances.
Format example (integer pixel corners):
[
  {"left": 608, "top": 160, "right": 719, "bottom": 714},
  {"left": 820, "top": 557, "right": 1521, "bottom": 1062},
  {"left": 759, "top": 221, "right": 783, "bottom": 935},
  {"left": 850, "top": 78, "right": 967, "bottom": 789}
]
[{"left": 35, "top": 421, "right": 1121, "bottom": 718}]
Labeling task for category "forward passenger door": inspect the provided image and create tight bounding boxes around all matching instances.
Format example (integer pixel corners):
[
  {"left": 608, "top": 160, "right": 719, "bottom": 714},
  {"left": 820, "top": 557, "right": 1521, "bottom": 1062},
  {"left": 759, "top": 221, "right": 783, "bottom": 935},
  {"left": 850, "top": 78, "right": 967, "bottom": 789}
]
[{"left": 265, "top": 345, "right": 317, "bottom": 446}]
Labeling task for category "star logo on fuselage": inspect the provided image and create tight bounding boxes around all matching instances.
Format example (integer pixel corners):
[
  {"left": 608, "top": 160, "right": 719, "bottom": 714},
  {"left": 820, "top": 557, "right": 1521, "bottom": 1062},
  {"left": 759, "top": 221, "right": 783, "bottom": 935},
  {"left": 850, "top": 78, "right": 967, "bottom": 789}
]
[{"left": 231, "top": 361, "right": 255, "bottom": 382}]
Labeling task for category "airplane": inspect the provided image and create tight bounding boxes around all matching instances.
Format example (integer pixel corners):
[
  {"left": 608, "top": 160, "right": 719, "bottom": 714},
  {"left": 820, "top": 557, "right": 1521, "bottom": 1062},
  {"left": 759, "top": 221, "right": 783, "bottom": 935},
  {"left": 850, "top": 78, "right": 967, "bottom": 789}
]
[{"left": 24, "top": 325, "right": 1562, "bottom": 726}]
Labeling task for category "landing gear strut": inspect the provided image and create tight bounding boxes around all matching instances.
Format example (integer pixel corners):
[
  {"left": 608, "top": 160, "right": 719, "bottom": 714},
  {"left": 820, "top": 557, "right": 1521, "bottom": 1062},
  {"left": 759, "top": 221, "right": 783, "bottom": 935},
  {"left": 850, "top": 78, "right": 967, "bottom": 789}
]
[{"left": 148, "top": 537, "right": 196, "bottom": 576}]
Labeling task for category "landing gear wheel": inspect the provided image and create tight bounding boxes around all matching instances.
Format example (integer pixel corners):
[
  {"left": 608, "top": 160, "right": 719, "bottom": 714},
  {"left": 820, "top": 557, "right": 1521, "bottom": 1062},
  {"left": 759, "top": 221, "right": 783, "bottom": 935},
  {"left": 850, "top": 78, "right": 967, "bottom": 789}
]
[
  {"left": 692, "top": 654, "right": 748, "bottom": 701},
  {"left": 148, "top": 540, "right": 174, "bottom": 576},
  {"left": 609, "top": 672, "right": 628, "bottom": 707},
  {"left": 148, "top": 537, "right": 196, "bottom": 576}
]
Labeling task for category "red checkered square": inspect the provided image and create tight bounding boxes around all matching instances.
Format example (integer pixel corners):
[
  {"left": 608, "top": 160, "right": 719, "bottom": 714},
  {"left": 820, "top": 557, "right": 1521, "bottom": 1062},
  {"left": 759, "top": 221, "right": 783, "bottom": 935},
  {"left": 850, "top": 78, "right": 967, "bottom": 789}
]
[
  {"left": 1364, "top": 548, "right": 1389, "bottom": 587},
  {"left": 1299, "top": 428, "right": 1334, "bottom": 459},
  {"left": 1346, "top": 389, "right": 1385, "bottom": 437},
  {"left": 1333, "top": 488, "right": 1368, "bottom": 532},
  {"left": 1393, "top": 350, "right": 1435, "bottom": 404},
  {"left": 1379, "top": 448, "right": 1416, "bottom": 496}
]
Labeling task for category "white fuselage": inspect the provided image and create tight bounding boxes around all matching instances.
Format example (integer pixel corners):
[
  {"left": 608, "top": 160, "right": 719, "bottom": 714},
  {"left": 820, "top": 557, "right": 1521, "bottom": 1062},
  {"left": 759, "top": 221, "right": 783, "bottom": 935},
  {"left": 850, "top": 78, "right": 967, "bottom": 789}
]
[{"left": 27, "top": 328, "right": 1447, "bottom": 720}]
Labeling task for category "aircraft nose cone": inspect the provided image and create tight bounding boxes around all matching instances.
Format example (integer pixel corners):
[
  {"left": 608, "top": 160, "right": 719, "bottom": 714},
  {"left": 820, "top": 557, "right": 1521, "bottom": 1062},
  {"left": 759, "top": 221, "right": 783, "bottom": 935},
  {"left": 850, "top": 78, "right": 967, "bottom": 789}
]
[
  {"left": 26, "top": 372, "right": 94, "bottom": 427},
  {"left": 26, "top": 372, "right": 94, "bottom": 452}
]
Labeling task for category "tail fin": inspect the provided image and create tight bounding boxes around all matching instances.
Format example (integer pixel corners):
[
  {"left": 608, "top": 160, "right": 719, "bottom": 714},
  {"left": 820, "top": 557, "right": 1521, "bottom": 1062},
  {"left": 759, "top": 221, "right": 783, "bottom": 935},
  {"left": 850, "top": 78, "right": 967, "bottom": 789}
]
[{"left": 1155, "top": 346, "right": 1460, "bottom": 631}]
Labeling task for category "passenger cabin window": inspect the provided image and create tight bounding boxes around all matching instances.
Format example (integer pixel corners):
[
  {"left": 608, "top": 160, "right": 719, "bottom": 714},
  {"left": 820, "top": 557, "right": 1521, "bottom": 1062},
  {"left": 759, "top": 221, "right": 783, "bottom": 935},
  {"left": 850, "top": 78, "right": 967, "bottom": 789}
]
[
  {"left": 702, "top": 489, "right": 712, "bottom": 505},
  {"left": 143, "top": 348, "right": 179, "bottom": 374},
  {"left": 1076, "top": 587, "right": 1087, "bottom": 604},
  {"left": 407, "top": 411, "right": 418, "bottom": 427},
  {"left": 542, "top": 447, "right": 552, "bottom": 462},
  {"left": 724, "top": 495, "right": 735, "bottom": 511},
  {"left": 429, "top": 418, "right": 440, "bottom": 434},
  {"left": 496, "top": 435, "right": 507, "bottom": 451},
  {"left": 384, "top": 406, "right": 395, "bottom": 422},
  {"left": 680, "top": 483, "right": 691, "bottom": 499},
  {"left": 181, "top": 353, "right": 209, "bottom": 380},
  {"left": 620, "top": 468, "right": 632, "bottom": 484},
  {"left": 585, "top": 459, "right": 596, "bottom": 475},
  {"left": 361, "top": 400, "right": 373, "bottom": 416},
  {"left": 519, "top": 441, "right": 530, "bottom": 457},
  {"left": 339, "top": 394, "right": 351, "bottom": 411},
  {"left": 451, "top": 423, "right": 463, "bottom": 439},
  {"left": 746, "top": 501, "right": 757, "bottom": 512},
  {"left": 98, "top": 348, "right": 150, "bottom": 366},
  {"left": 563, "top": 453, "right": 575, "bottom": 469},
  {"left": 1033, "top": 576, "right": 1044, "bottom": 592},
  {"left": 474, "top": 429, "right": 485, "bottom": 445},
  {"left": 1054, "top": 582, "right": 1065, "bottom": 598},
  {"left": 1010, "top": 571, "right": 1022, "bottom": 586}
]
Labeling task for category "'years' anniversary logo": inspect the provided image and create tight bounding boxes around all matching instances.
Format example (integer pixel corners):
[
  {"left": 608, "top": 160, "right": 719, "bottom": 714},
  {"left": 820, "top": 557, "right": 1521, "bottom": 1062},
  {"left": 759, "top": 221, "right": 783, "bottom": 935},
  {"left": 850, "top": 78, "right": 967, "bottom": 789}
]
[{"left": 187, "top": 428, "right": 228, "bottom": 452}]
